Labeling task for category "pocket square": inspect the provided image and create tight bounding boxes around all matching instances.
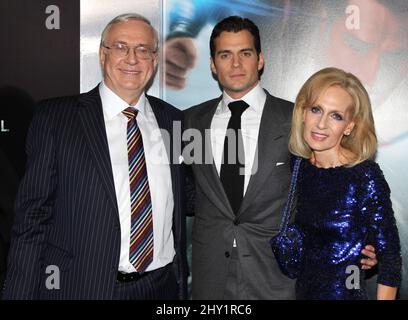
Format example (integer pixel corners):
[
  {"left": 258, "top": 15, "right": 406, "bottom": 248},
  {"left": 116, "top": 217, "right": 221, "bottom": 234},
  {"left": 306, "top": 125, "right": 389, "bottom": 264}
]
[
  {"left": 276, "top": 162, "right": 285, "bottom": 166},
  {"left": 179, "top": 155, "right": 184, "bottom": 164}
]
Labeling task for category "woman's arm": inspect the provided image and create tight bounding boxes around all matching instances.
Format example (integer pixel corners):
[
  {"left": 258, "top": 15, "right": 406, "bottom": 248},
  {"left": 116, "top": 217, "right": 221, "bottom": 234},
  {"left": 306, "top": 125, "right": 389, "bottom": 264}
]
[
  {"left": 362, "top": 163, "right": 402, "bottom": 299},
  {"left": 377, "top": 284, "right": 397, "bottom": 300}
]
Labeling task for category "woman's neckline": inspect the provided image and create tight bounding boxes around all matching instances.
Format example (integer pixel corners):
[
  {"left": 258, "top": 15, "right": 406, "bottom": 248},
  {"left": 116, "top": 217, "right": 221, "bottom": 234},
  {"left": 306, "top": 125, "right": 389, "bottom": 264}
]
[{"left": 305, "top": 158, "right": 369, "bottom": 171}]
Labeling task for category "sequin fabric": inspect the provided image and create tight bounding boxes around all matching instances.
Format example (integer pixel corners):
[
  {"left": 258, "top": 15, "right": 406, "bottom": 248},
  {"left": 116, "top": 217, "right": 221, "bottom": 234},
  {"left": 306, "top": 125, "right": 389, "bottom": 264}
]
[{"left": 294, "top": 159, "right": 402, "bottom": 300}]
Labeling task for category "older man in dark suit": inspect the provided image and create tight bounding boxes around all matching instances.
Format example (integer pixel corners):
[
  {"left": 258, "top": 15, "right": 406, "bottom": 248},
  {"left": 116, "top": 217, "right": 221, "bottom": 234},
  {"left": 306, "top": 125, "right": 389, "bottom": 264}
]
[{"left": 3, "top": 13, "right": 187, "bottom": 300}]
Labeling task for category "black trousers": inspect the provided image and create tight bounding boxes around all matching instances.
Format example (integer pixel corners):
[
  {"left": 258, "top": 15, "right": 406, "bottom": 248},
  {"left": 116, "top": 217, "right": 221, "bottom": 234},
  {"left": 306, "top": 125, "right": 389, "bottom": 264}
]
[{"left": 113, "top": 263, "right": 178, "bottom": 300}]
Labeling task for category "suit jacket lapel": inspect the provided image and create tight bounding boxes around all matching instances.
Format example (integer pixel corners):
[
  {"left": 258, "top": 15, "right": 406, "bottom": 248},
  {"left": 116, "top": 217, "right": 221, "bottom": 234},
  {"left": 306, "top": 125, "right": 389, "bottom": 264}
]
[
  {"left": 239, "top": 92, "right": 290, "bottom": 216},
  {"left": 77, "top": 86, "right": 119, "bottom": 215},
  {"left": 193, "top": 97, "right": 234, "bottom": 218}
]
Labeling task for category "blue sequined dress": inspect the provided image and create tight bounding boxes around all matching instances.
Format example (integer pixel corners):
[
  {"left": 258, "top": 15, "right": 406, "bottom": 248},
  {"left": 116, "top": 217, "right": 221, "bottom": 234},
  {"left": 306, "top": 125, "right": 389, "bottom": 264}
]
[{"left": 295, "top": 159, "right": 402, "bottom": 300}]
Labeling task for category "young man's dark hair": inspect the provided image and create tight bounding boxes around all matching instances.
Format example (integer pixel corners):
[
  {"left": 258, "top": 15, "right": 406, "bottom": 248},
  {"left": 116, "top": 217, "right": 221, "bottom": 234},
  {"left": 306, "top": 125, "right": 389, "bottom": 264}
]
[{"left": 210, "top": 16, "right": 261, "bottom": 59}]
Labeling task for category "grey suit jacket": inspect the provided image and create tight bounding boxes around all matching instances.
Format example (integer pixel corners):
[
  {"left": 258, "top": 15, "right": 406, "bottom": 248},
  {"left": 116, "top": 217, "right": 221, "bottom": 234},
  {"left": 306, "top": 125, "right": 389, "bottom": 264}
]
[{"left": 184, "top": 90, "right": 296, "bottom": 299}]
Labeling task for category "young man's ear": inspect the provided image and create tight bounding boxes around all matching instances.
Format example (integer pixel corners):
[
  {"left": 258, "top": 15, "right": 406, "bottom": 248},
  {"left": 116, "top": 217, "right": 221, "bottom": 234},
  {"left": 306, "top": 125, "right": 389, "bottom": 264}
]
[
  {"left": 257, "top": 52, "right": 264, "bottom": 71},
  {"left": 210, "top": 57, "right": 217, "bottom": 75}
]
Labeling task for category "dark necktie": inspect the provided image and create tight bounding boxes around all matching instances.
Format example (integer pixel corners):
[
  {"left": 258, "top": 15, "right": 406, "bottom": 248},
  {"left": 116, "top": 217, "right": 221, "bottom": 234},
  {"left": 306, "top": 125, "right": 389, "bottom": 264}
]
[
  {"left": 122, "top": 107, "right": 153, "bottom": 273},
  {"left": 220, "top": 100, "right": 249, "bottom": 215}
]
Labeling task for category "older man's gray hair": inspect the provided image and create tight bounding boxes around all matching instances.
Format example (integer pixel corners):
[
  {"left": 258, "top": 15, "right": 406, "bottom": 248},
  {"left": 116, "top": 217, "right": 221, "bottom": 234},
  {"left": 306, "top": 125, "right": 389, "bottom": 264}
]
[{"left": 100, "top": 13, "right": 159, "bottom": 50}]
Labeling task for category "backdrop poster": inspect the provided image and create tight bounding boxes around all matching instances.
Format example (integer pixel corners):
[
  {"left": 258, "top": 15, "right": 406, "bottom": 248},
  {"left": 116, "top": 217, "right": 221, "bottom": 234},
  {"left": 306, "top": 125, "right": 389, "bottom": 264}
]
[{"left": 163, "top": 0, "right": 408, "bottom": 299}]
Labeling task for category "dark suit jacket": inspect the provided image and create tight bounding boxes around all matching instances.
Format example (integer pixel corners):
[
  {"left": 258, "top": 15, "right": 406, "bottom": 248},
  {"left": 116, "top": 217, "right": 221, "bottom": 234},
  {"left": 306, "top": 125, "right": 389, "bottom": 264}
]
[
  {"left": 184, "top": 90, "right": 296, "bottom": 299},
  {"left": 2, "top": 86, "right": 188, "bottom": 299},
  {"left": 0, "top": 150, "right": 19, "bottom": 290}
]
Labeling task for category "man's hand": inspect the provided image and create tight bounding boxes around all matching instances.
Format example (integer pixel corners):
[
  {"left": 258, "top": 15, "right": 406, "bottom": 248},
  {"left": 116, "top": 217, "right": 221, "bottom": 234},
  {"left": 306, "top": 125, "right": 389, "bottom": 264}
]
[
  {"left": 361, "top": 245, "right": 378, "bottom": 270},
  {"left": 165, "top": 37, "right": 197, "bottom": 90}
]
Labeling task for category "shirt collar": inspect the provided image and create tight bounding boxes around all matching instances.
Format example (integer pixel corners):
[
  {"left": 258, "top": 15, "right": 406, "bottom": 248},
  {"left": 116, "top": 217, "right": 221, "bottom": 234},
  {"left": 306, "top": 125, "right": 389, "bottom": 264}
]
[
  {"left": 220, "top": 83, "right": 266, "bottom": 114},
  {"left": 99, "top": 81, "right": 146, "bottom": 120}
]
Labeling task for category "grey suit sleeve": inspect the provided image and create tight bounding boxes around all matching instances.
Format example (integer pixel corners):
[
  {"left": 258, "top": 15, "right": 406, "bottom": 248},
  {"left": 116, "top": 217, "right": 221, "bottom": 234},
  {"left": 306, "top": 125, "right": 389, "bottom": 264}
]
[{"left": 3, "top": 104, "right": 57, "bottom": 299}]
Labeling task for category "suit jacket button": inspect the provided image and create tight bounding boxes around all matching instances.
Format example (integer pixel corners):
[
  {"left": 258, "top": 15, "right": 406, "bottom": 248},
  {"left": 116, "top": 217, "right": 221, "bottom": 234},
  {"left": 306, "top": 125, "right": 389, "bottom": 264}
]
[
  {"left": 234, "top": 218, "right": 240, "bottom": 225},
  {"left": 225, "top": 251, "right": 230, "bottom": 258}
]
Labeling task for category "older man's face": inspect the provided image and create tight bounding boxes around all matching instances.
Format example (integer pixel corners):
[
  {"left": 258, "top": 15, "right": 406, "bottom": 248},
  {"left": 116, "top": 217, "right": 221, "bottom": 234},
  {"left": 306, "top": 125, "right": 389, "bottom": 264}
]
[{"left": 100, "top": 20, "right": 157, "bottom": 105}]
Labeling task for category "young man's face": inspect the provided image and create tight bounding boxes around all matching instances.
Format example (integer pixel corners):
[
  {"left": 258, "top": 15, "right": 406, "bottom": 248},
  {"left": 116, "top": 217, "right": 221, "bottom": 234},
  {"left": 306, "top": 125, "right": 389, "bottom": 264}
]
[{"left": 211, "top": 30, "right": 264, "bottom": 99}]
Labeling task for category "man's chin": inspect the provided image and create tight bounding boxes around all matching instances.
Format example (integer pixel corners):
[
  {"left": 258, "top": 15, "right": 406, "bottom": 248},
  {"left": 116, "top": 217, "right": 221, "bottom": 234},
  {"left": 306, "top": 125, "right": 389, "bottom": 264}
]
[
  {"left": 118, "top": 82, "right": 144, "bottom": 92},
  {"left": 226, "top": 83, "right": 257, "bottom": 95}
]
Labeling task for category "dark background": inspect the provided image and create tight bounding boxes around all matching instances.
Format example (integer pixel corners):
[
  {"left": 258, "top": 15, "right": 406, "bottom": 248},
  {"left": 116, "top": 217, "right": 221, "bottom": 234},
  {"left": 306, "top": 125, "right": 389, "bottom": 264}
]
[{"left": 0, "top": 0, "right": 80, "bottom": 289}]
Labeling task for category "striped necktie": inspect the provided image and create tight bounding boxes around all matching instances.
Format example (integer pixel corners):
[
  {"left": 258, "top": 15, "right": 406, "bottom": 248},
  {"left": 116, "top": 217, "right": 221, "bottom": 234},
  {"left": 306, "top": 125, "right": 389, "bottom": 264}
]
[{"left": 122, "top": 107, "right": 153, "bottom": 273}]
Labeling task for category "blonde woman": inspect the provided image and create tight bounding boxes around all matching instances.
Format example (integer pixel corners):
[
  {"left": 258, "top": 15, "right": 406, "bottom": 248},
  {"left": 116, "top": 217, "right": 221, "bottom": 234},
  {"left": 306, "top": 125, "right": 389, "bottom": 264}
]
[{"left": 289, "top": 67, "right": 401, "bottom": 300}]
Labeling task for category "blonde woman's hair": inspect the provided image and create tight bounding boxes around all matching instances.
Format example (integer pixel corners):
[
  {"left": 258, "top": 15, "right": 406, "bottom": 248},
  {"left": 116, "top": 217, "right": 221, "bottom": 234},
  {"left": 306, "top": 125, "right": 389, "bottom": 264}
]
[{"left": 289, "top": 67, "right": 377, "bottom": 166}]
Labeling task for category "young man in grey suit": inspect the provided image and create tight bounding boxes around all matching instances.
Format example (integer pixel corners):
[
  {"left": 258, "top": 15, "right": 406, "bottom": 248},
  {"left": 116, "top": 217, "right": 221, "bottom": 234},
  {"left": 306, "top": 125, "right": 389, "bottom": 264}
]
[
  {"left": 3, "top": 14, "right": 187, "bottom": 300},
  {"left": 183, "top": 16, "right": 377, "bottom": 300}
]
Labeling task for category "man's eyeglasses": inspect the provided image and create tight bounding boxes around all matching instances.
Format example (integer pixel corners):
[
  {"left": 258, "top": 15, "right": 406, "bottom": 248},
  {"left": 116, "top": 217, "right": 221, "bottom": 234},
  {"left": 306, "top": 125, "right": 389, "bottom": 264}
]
[{"left": 103, "top": 43, "right": 157, "bottom": 59}]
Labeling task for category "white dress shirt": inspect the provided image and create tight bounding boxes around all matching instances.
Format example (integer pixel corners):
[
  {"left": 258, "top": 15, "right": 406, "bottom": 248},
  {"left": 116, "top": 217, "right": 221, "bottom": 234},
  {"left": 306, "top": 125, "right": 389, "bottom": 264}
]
[
  {"left": 211, "top": 83, "right": 266, "bottom": 194},
  {"left": 99, "top": 82, "right": 175, "bottom": 273}
]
